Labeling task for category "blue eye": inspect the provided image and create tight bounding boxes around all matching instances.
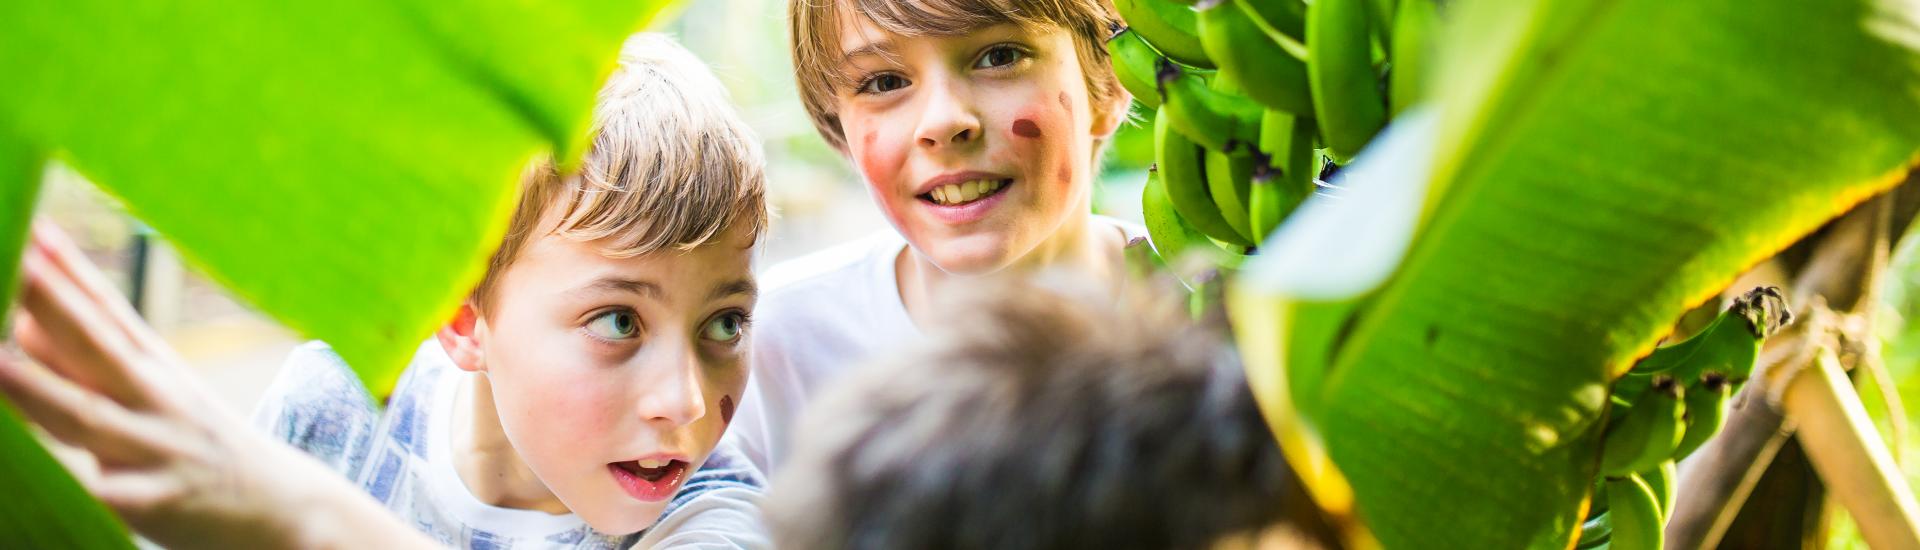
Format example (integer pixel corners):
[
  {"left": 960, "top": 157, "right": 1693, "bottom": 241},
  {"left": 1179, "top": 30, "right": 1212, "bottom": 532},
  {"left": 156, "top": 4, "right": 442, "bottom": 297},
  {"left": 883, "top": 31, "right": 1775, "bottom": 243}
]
[
  {"left": 974, "top": 45, "right": 1024, "bottom": 69},
  {"left": 586, "top": 311, "right": 641, "bottom": 340},
  {"left": 702, "top": 311, "right": 748, "bottom": 343}
]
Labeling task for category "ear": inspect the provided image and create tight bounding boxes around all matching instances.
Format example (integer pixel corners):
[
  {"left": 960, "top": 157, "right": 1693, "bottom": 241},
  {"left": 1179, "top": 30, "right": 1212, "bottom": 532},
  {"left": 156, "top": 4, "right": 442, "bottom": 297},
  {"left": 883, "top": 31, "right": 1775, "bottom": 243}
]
[
  {"left": 1089, "top": 89, "right": 1131, "bottom": 139},
  {"left": 435, "top": 302, "right": 488, "bottom": 373}
]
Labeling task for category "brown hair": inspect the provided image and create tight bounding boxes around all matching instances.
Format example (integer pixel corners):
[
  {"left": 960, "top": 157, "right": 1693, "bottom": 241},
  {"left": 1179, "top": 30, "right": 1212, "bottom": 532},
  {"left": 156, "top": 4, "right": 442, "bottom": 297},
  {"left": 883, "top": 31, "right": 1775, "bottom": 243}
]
[
  {"left": 789, "top": 0, "right": 1126, "bottom": 152},
  {"left": 767, "top": 273, "right": 1333, "bottom": 549},
  {"left": 473, "top": 33, "right": 768, "bottom": 313}
]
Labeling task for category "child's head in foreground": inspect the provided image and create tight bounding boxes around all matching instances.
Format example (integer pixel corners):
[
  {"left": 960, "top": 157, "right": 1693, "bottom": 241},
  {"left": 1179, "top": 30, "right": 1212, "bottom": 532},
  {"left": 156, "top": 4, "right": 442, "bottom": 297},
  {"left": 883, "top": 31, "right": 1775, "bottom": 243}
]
[
  {"left": 767, "top": 276, "right": 1339, "bottom": 549},
  {"left": 433, "top": 33, "right": 766, "bottom": 535},
  {"left": 789, "top": 0, "right": 1131, "bottom": 275}
]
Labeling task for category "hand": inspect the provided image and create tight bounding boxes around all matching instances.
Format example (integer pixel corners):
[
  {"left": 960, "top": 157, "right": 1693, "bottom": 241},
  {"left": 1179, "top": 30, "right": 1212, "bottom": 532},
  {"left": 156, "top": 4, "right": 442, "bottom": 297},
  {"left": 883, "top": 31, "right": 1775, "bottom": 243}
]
[{"left": 0, "top": 220, "right": 431, "bottom": 549}]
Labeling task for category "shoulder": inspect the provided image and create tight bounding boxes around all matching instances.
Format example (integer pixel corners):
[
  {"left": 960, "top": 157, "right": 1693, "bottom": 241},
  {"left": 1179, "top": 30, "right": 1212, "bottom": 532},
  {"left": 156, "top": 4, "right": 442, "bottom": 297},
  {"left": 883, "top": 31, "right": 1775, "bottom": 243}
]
[
  {"left": 759, "top": 233, "right": 896, "bottom": 302},
  {"left": 1093, "top": 214, "right": 1148, "bottom": 243},
  {"left": 251, "top": 341, "right": 382, "bottom": 471},
  {"left": 753, "top": 233, "right": 901, "bottom": 343}
]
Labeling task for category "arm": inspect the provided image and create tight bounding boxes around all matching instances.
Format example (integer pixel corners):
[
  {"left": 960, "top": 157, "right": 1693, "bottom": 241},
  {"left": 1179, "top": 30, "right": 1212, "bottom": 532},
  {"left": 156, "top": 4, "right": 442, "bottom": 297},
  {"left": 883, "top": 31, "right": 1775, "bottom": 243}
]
[{"left": 0, "top": 220, "right": 438, "bottom": 549}]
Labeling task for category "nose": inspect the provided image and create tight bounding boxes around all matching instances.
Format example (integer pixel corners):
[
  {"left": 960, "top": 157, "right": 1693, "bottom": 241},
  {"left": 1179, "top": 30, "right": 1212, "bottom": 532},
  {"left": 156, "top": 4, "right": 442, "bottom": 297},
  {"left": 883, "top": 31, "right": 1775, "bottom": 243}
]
[
  {"left": 914, "top": 76, "right": 982, "bottom": 151},
  {"left": 635, "top": 343, "right": 707, "bottom": 428}
]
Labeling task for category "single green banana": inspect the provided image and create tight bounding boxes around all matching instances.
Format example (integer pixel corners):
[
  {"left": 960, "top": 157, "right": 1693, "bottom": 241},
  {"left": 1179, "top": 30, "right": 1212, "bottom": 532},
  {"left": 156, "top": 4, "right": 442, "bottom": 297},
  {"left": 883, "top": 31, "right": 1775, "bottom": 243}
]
[
  {"left": 1114, "top": 0, "right": 1216, "bottom": 68},
  {"left": 1601, "top": 375, "right": 1685, "bottom": 477},
  {"left": 1306, "top": 0, "right": 1388, "bottom": 163},
  {"left": 1671, "top": 372, "right": 1732, "bottom": 460},
  {"left": 1142, "top": 165, "right": 1211, "bottom": 270},
  {"left": 1248, "top": 110, "right": 1314, "bottom": 244},
  {"left": 1108, "top": 29, "right": 1166, "bottom": 108},
  {"left": 1239, "top": 0, "right": 1306, "bottom": 41},
  {"left": 1158, "top": 59, "right": 1264, "bottom": 153},
  {"left": 1606, "top": 474, "right": 1665, "bottom": 550},
  {"left": 1388, "top": 0, "right": 1436, "bottom": 116},
  {"left": 1641, "top": 460, "right": 1677, "bottom": 523},
  {"left": 1196, "top": 0, "right": 1312, "bottom": 115},
  {"left": 1205, "top": 149, "right": 1257, "bottom": 244},
  {"left": 1156, "top": 108, "right": 1253, "bottom": 247}
]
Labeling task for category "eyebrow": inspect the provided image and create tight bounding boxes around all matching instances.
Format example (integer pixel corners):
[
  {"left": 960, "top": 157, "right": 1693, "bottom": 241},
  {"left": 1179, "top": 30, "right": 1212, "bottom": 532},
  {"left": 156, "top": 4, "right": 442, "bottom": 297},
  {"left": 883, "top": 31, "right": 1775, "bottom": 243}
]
[
  {"left": 839, "top": 37, "right": 897, "bottom": 70},
  {"left": 575, "top": 277, "right": 664, "bottom": 300},
  {"left": 709, "top": 278, "right": 758, "bottom": 302}
]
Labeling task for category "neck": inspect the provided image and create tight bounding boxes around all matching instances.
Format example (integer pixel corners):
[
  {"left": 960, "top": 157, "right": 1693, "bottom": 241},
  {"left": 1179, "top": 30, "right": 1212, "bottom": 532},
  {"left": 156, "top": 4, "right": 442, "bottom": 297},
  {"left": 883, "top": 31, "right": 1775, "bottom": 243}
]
[
  {"left": 896, "top": 210, "right": 1125, "bottom": 327},
  {"left": 453, "top": 373, "right": 569, "bottom": 514}
]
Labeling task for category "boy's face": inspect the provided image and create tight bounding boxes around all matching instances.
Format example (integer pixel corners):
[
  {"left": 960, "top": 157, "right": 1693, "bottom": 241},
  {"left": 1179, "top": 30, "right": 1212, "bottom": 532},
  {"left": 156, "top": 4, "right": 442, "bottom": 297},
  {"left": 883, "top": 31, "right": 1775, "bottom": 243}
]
[
  {"left": 833, "top": 14, "right": 1118, "bottom": 274},
  {"left": 471, "top": 219, "right": 757, "bottom": 534}
]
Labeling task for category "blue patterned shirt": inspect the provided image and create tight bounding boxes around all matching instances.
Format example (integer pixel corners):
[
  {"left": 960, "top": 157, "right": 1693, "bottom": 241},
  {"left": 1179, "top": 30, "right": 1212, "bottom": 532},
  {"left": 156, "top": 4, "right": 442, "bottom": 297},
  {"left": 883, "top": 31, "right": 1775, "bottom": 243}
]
[{"left": 253, "top": 340, "right": 768, "bottom": 549}]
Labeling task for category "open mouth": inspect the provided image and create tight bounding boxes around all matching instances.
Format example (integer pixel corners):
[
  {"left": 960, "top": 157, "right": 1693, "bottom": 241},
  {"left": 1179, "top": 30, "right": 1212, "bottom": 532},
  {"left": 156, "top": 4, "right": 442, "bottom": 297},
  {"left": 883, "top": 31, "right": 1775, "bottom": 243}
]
[
  {"left": 920, "top": 178, "right": 1012, "bottom": 207},
  {"left": 607, "top": 459, "right": 690, "bottom": 502}
]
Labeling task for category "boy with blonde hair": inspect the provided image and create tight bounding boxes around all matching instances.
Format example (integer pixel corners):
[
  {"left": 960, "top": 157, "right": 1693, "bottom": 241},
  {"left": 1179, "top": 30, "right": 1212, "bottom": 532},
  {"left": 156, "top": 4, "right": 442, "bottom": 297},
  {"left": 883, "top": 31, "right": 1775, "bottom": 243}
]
[
  {"left": 730, "top": 0, "right": 1145, "bottom": 474},
  {"left": 2, "top": 33, "right": 773, "bottom": 548}
]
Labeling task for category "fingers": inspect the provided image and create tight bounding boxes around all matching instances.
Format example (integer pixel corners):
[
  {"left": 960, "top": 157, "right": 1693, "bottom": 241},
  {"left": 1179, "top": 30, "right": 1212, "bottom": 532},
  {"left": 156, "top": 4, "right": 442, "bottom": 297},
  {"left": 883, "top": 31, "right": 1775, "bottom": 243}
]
[
  {"left": 28, "top": 221, "right": 173, "bottom": 356},
  {"left": 14, "top": 245, "right": 151, "bottom": 405},
  {"left": 0, "top": 351, "right": 163, "bottom": 466},
  {"left": 88, "top": 469, "right": 184, "bottom": 522}
]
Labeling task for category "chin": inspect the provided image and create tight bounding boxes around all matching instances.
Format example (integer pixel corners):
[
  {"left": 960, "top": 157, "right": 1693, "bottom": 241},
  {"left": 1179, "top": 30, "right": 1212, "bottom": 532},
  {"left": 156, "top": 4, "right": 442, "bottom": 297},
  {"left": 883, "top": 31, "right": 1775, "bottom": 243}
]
[
  {"left": 920, "top": 234, "right": 1022, "bottom": 275},
  {"left": 575, "top": 499, "right": 667, "bottom": 536}
]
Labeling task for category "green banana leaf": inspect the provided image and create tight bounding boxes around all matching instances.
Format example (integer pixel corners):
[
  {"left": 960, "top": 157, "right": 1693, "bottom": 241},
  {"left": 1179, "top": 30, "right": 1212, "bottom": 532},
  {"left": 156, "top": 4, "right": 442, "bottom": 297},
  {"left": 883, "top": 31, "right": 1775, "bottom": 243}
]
[
  {"left": 0, "top": 0, "right": 681, "bottom": 545},
  {"left": 1241, "top": 0, "right": 1920, "bottom": 548}
]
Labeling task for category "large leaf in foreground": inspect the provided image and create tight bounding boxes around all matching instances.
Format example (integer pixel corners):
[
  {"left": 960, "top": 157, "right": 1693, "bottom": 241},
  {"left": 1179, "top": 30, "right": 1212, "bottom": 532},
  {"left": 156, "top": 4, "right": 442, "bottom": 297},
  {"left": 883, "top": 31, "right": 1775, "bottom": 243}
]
[
  {"left": 0, "top": 0, "right": 675, "bottom": 393},
  {"left": 0, "top": 0, "right": 678, "bottom": 545},
  {"left": 1294, "top": 0, "right": 1920, "bottom": 547}
]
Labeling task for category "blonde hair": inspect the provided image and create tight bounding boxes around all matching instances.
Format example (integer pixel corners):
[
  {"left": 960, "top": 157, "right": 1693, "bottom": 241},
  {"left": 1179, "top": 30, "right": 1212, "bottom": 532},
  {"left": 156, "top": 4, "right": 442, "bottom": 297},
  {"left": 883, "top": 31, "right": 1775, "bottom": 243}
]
[
  {"left": 788, "top": 0, "right": 1126, "bottom": 153},
  {"left": 474, "top": 33, "right": 768, "bottom": 312}
]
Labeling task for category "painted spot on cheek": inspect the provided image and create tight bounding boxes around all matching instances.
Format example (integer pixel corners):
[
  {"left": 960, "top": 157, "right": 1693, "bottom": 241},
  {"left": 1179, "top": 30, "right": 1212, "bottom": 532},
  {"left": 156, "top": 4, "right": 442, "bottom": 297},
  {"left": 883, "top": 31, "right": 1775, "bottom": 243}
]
[
  {"left": 720, "top": 394, "right": 735, "bottom": 425},
  {"left": 1058, "top": 91, "right": 1072, "bottom": 114},
  {"left": 1058, "top": 161, "right": 1073, "bottom": 186},
  {"left": 1012, "top": 118, "right": 1043, "bottom": 138}
]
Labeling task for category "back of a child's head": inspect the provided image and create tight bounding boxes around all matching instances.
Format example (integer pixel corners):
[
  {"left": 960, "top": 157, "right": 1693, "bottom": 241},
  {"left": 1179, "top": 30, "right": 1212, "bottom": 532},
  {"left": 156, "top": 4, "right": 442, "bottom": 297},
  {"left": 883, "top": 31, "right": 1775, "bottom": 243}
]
[
  {"left": 473, "top": 33, "right": 768, "bottom": 312},
  {"left": 787, "top": 0, "right": 1124, "bottom": 152},
  {"left": 768, "top": 275, "right": 1330, "bottom": 549}
]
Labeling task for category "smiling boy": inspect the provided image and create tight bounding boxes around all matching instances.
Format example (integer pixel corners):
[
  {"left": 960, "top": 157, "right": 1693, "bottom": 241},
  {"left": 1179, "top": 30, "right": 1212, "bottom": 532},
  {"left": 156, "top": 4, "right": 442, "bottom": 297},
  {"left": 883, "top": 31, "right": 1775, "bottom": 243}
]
[{"left": 728, "top": 0, "right": 1141, "bottom": 474}]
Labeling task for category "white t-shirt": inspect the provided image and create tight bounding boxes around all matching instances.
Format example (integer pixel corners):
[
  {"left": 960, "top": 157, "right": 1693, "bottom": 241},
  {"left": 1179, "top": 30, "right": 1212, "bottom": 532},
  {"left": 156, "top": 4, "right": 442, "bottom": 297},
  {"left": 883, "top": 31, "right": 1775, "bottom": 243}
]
[{"left": 726, "top": 217, "right": 1146, "bottom": 475}]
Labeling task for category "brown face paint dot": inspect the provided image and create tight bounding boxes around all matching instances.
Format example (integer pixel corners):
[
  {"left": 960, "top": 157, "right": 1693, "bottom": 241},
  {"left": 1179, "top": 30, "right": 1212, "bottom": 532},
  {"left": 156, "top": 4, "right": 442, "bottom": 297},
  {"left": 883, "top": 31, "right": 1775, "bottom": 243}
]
[
  {"left": 720, "top": 394, "right": 736, "bottom": 425},
  {"left": 1012, "top": 118, "right": 1043, "bottom": 138},
  {"left": 863, "top": 130, "right": 877, "bottom": 150},
  {"left": 1058, "top": 91, "right": 1071, "bottom": 113},
  {"left": 1058, "top": 161, "right": 1073, "bottom": 186}
]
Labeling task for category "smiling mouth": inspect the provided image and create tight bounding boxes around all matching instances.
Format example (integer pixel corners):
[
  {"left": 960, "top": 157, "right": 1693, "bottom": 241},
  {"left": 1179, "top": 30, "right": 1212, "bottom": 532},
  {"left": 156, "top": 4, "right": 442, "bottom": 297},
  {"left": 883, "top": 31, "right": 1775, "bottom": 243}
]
[{"left": 921, "top": 178, "right": 1012, "bottom": 206}]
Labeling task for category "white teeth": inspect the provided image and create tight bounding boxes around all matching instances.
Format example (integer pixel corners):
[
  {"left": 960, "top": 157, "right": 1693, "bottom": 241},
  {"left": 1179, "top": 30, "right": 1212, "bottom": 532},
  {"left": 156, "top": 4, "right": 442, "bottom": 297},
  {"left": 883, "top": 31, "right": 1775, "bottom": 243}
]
[
  {"left": 637, "top": 459, "right": 667, "bottom": 469},
  {"left": 929, "top": 179, "right": 1007, "bottom": 205}
]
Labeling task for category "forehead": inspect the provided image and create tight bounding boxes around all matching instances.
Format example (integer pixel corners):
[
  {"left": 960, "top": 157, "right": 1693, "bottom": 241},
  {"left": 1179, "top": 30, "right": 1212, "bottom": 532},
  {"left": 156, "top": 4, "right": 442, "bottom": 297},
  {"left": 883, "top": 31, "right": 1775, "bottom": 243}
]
[{"left": 505, "top": 220, "right": 757, "bottom": 298}]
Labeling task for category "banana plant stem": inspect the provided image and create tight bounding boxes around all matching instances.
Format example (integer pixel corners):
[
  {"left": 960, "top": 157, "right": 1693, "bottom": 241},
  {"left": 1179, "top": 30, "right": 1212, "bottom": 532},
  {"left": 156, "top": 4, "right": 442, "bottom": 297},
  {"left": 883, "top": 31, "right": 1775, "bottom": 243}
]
[{"left": 1779, "top": 347, "right": 1920, "bottom": 549}]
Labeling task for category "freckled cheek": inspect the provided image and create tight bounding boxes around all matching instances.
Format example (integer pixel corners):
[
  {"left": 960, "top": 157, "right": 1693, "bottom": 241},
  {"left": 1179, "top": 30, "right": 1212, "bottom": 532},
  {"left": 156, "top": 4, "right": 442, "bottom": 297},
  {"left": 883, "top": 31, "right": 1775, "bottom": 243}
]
[
  {"left": 1004, "top": 102, "right": 1077, "bottom": 187},
  {"left": 853, "top": 128, "right": 909, "bottom": 195}
]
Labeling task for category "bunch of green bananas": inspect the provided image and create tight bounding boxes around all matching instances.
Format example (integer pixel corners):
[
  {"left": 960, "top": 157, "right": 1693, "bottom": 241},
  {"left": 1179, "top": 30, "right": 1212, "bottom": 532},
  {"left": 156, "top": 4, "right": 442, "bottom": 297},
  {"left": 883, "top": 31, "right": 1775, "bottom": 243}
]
[
  {"left": 1116, "top": 0, "right": 1438, "bottom": 270},
  {"left": 1575, "top": 287, "right": 1792, "bottom": 550}
]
